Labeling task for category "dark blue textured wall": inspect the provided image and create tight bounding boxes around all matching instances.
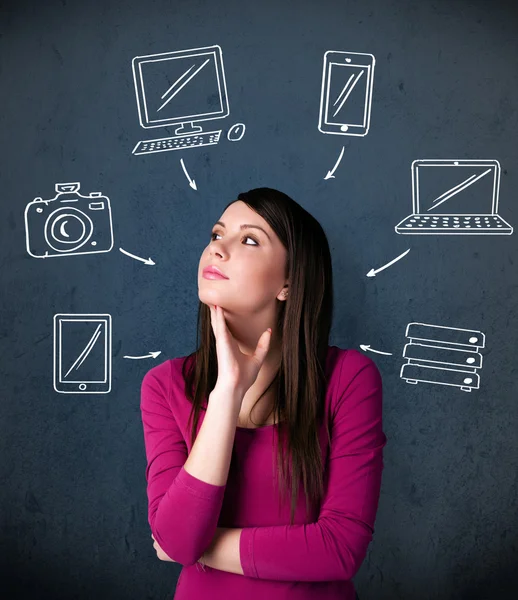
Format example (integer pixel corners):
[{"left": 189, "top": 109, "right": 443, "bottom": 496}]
[{"left": 1, "top": 1, "right": 517, "bottom": 598}]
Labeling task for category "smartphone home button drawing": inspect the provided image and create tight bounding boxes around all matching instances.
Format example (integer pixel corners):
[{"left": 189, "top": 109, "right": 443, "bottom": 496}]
[{"left": 53, "top": 314, "right": 112, "bottom": 394}]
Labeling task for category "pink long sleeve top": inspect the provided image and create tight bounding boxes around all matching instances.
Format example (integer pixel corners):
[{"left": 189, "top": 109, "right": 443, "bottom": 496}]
[{"left": 140, "top": 345, "right": 387, "bottom": 600}]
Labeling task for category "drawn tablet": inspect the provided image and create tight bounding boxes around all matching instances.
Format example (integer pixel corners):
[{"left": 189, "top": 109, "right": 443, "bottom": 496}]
[
  {"left": 318, "top": 50, "right": 375, "bottom": 137},
  {"left": 53, "top": 314, "right": 112, "bottom": 393}
]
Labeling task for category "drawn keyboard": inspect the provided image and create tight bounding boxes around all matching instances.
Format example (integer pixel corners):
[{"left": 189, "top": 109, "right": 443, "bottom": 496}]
[
  {"left": 132, "top": 130, "right": 222, "bottom": 155},
  {"left": 397, "top": 214, "right": 513, "bottom": 233}
]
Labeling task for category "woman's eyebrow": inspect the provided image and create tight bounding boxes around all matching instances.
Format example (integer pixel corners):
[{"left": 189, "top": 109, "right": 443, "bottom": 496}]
[{"left": 214, "top": 220, "right": 271, "bottom": 241}]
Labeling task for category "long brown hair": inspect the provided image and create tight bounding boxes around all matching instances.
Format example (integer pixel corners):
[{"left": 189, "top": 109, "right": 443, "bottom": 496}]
[{"left": 182, "top": 187, "right": 334, "bottom": 525}]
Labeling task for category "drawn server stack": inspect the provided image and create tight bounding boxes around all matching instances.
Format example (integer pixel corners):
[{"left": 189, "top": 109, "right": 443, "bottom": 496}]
[{"left": 400, "top": 323, "right": 485, "bottom": 392}]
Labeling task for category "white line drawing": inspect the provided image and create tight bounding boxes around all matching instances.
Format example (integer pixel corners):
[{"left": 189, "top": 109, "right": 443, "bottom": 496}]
[
  {"left": 366, "top": 248, "right": 411, "bottom": 277},
  {"left": 324, "top": 146, "right": 345, "bottom": 179},
  {"left": 131, "top": 45, "right": 235, "bottom": 155},
  {"left": 53, "top": 314, "right": 112, "bottom": 394},
  {"left": 24, "top": 183, "right": 114, "bottom": 259},
  {"left": 227, "top": 122, "right": 246, "bottom": 141},
  {"left": 400, "top": 322, "right": 485, "bottom": 392},
  {"left": 360, "top": 345, "right": 393, "bottom": 356},
  {"left": 180, "top": 158, "right": 197, "bottom": 190},
  {"left": 118, "top": 248, "right": 155, "bottom": 265},
  {"left": 395, "top": 159, "right": 513, "bottom": 235},
  {"left": 318, "top": 51, "right": 375, "bottom": 137},
  {"left": 122, "top": 351, "right": 162, "bottom": 360}
]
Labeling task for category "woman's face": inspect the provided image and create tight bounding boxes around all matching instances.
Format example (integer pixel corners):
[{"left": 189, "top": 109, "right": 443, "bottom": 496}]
[{"left": 198, "top": 201, "right": 288, "bottom": 315}]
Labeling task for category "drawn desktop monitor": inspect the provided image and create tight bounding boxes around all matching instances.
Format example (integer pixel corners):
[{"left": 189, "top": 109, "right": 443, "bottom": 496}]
[
  {"left": 131, "top": 45, "right": 230, "bottom": 155},
  {"left": 53, "top": 314, "right": 112, "bottom": 394},
  {"left": 395, "top": 159, "right": 514, "bottom": 234}
]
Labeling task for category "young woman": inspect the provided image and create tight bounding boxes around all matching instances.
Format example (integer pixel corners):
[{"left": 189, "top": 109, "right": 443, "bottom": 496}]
[{"left": 141, "top": 188, "right": 387, "bottom": 600}]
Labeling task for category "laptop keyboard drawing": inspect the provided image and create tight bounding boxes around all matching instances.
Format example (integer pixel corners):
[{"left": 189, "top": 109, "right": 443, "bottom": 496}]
[{"left": 395, "top": 159, "right": 513, "bottom": 235}]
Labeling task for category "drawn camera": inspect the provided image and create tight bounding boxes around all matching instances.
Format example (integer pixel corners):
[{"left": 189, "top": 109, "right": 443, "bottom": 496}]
[{"left": 24, "top": 182, "right": 114, "bottom": 258}]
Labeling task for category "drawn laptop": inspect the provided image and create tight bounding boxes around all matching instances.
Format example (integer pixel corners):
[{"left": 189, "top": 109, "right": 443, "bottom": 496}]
[{"left": 395, "top": 159, "right": 513, "bottom": 235}]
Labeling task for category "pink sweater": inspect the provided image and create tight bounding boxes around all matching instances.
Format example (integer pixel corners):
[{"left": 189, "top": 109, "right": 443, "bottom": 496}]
[{"left": 140, "top": 345, "right": 387, "bottom": 600}]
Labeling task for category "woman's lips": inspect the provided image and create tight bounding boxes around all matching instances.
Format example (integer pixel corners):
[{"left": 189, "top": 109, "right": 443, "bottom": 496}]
[{"left": 203, "top": 271, "right": 228, "bottom": 280}]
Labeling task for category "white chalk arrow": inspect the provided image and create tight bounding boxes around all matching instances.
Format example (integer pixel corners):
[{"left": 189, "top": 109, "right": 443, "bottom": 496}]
[
  {"left": 367, "top": 248, "right": 411, "bottom": 277},
  {"left": 123, "top": 351, "right": 162, "bottom": 360},
  {"left": 119, "top": 248, "right": 155, "bottom": 265},
  {"left": 324, "top": 146, "right": 345, "bottom": 180},
  {"left": 181, "top": 158, "right": 197, "bottom": 190},
  {"left": 360, "top": 345, "right": 393, "bottom": 356}
]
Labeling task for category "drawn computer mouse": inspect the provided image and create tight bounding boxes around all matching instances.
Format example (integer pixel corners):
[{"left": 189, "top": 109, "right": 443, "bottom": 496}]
[{"left": 227, "top": 122, "right": 246, "bottom": 142}]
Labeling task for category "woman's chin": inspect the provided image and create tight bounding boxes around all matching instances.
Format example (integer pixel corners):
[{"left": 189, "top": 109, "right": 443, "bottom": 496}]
[{"left": 199, "top": 293, "right": 224, "bottom": 307}]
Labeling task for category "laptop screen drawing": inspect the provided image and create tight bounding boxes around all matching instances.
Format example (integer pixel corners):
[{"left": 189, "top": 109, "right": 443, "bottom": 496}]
[{"left": 414, "top": 161, "right": 499, "bottom": 215}]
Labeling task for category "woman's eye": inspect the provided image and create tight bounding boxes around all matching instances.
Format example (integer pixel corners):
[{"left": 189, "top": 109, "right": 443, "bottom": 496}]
[{"left": 210, "top": 232, "right": 259, "bottom": 246}]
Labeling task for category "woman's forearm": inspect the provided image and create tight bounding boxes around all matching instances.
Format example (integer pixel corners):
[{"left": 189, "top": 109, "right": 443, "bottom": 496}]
[
  {"left": 183, "top": 384, "right": 243, "bottom": 486},
  {"left": 201, "top": 527, "right": 244, "bottom": 575}
]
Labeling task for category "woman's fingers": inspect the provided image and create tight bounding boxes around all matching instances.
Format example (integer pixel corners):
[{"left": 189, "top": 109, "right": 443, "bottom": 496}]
[
  {"left": 215, "top": 305, "right": 228, "bottom": 338},
  {"left": 209, "top": 304, "right": 217, "bottom": 338},
  {"left": 208, "top": 304, "right": 273, "bottom": 393},
  {"left": 214, "top": 304, "right": 231, "bottom": 344},
  {"left": 254, "top": 328, "right": 272, "bottom": 365}
]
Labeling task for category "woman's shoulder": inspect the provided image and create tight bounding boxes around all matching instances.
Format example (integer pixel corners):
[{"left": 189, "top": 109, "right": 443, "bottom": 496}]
[
  {"left": 336, "top": 346, "right": 380, "bottom": 368},
  {"left": 141, "top": 357, "right": 174, "bottom": 382},
  {"left": 330, "top": 346, "right": 382, "bottom": 387},
  {"left": 140, "top": 356, "right": 190, "bottom": 413}
]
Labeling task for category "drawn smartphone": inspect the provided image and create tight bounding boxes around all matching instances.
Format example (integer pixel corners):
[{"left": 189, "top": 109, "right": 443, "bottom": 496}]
[
  {"left": 53, "top": 314, "right": 112, "bottom": 393},
  {"left": 318, "top": 51, "right": 375, "bottom": 137}
]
